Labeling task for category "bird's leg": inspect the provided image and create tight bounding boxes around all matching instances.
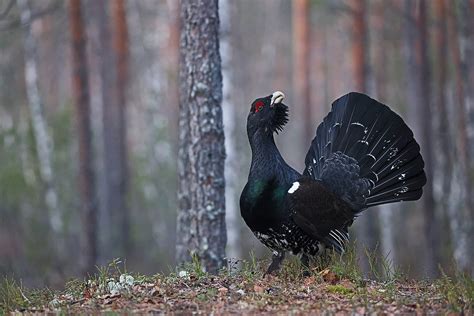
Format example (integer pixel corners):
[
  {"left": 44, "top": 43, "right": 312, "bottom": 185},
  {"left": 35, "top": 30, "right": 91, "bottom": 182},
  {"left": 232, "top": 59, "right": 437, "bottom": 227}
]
[
  {"left": 301, "top": 254, "right": 311, "bottom": 277},
  {"left": 264, "top": 251, "right": 285, "bottom": 276}
]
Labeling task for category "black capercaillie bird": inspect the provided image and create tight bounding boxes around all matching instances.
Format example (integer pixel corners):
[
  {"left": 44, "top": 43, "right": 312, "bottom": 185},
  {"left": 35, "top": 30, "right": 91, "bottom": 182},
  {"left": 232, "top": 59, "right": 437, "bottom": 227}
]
[{"left": 240, "top": 91, "right": 427, "bottom": 275}]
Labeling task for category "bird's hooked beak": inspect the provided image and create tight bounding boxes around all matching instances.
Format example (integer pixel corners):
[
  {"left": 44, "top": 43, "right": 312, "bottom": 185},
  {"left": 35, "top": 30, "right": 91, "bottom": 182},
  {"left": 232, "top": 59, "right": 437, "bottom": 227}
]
[{"left": 270, "top": 91, "right": 285, "bottom": 107}]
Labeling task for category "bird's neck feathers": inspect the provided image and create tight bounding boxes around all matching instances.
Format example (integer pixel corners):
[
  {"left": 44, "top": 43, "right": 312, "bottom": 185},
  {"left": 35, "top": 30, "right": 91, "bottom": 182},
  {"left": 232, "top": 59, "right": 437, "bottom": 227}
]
[{"left": 248, "top": 129, "right": 287, "bottom": 177}]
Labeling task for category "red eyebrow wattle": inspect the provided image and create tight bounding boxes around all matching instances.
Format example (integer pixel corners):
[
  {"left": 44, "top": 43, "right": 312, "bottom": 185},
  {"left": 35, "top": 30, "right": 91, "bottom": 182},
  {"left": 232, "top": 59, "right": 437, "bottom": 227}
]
[{"left": 255, "top": 101, "right": 264, "bottom": 112}]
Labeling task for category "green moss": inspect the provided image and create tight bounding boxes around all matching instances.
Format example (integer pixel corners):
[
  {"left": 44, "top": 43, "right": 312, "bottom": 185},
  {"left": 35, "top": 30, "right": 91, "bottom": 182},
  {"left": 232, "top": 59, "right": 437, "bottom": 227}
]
[{"left": 326, "top": 284, "right": 354, "bottom": 295}]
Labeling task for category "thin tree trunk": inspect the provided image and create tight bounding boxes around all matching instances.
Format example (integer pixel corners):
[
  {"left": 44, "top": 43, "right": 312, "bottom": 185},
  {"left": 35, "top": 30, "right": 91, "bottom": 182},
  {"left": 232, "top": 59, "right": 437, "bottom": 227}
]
[
  {"left": 68, "top": 0, "right": 98, "bottom": 274},
  {"left": 459, "top": 0, "right": 474, "bottom": 160},
  {"left": 176, "top": 0, "right": 226, "bottom": 273},
  {"left": 403, "top": 0, "right": 438, "bottom": 277},
  {"left": 349, "top": 0, "right": 377, "bottom": 275},
  {"left": 373, "top": 0, "right": 396, "bottom": 272},
  {"left": 457, "top": 0, "right": 474, "bottom": 201},
  {"left": 17, "top": 0, "right": 61, "bottom": 233},
  {"left": 292, "top": 0, "right": 312, "bottom": 145},
  {"left": 447, "top": 0, "right": 473, "bottom": 273},
  {"left": 459, "top": 0, "right": 474, "bottom": 275},
  {"left": 433, "top": 0, "right": 452, "bottom": 202},
  {"left": 84, "top": 0, "right": 119, "bottom": 263},
  {"left": 351, "top": 0, "right": 367, "bottom": 92},
  {"left": 166, "top": 0, "right": 180, "bottom": 149},
  {"left": 220, "top": 0, "right": 240, "bottom": 262},
  {"left": 108, "top": 0, "right": 130, "bottom": 258}
]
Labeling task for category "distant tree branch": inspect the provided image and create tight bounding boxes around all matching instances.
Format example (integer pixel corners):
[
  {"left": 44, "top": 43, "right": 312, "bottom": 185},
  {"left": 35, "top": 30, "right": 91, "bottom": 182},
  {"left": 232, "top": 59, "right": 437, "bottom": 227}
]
[
  {"left": 0, "top": 0, "right": 15, "bottom": 19},
  {"left": 0, "top": 0, "right": 61, "bottom": 31}
]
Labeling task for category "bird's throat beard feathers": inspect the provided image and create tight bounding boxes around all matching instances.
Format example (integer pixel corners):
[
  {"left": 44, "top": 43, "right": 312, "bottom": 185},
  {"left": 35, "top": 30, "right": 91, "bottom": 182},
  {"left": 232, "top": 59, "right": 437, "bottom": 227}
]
[{"left": 270, "top": 103, "right": 289, "bottom": 134}]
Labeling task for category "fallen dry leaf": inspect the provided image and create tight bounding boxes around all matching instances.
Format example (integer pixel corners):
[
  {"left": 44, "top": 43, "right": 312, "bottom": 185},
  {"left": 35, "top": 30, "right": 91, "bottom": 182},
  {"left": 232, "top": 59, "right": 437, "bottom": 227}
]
[
  {"left": 253, "top": 285, "right": 264, "bottom": 294},
  {"left": 218, "top": 287, "right": 228, "bottom": 294},
  {"left": 304, "top": 276, "right": 316, "bottom": 286},
  {"left": 320, "top": 269, "right": 339, "bottom": 284}
]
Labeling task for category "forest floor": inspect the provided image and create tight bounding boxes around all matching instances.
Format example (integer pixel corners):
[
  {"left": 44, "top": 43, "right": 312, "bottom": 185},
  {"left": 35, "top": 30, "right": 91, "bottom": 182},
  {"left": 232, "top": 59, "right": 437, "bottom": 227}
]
[{"left": 1, "top": 254, "right": 473, "bottom": 315}]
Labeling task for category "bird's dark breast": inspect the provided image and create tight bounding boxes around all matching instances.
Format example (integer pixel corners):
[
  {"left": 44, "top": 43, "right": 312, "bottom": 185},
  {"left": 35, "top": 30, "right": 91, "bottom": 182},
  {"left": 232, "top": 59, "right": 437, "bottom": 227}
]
[
  {"left": 240, "top": 179, "right": 288, "bottom": 231},
  {"left": 240, "top": 185, "right": 321, "bottom": 255},
  {"left": 240, "top": 178, "right": 322, "bottom": 255}
]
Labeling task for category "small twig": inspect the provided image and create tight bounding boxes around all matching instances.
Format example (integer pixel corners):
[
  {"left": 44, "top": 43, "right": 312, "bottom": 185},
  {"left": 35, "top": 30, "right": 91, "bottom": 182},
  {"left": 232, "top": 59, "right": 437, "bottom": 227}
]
[{"left": 19, "top": 281, "right": 31, "bottom": 304}]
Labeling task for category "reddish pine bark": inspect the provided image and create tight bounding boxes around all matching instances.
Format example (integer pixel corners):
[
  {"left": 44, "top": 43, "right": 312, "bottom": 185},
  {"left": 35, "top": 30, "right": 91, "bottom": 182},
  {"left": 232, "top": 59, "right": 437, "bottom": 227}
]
[
  {"left": 108, "top": 0, "right": 130, "bottom": 258},
  {"left": 350, "top": 0, "right": 367, "bottom": 92},
  {"left": 349, "top": 0, "right": 378, "bottom": 276},
  {"left": 68, "top": 0, "right": 97, "bottom": 274},
  {"left": 403, "top": 0, "right": 438, "bottom": 277},
  {"left": 292, "top": 0, "right": 312, "bottom": 145}
]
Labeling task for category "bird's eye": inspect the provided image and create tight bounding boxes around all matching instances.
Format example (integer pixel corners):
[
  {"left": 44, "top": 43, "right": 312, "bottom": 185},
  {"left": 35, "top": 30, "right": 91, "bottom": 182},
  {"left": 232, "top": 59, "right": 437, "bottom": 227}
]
[{"left": 254, "top": 101, "right": 264, "bottom": 113}]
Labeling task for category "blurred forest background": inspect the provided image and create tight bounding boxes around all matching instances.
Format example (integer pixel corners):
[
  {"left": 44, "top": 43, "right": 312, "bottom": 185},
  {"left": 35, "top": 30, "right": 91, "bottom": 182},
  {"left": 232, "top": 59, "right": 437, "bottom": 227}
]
[{"left": 1, "top": 0, "right": 473, "bottom": 287}]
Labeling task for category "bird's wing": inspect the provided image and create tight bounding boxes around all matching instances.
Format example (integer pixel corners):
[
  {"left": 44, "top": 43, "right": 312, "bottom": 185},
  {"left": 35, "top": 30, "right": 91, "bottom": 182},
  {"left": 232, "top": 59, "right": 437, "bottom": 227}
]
[
  {"left": 287, "top": 177, "right": 354, "bottom": 252},
  {"left": 303, "top": 92, "right": 426, "bottom": 210}
]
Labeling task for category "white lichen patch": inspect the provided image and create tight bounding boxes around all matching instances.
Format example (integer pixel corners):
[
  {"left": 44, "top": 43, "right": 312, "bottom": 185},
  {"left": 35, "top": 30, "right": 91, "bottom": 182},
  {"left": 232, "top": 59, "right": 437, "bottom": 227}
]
[
  {"left": 178, "top": 270, "right": 189, "bottom": 278},
  {"left": 106, "top": 274, "right": 135, "bottom": 295}
]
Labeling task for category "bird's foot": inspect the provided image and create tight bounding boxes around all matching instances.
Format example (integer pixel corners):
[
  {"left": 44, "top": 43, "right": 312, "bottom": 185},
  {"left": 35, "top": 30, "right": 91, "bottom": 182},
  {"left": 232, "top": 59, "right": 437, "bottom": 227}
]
[
  {"left": 264, "top": 251, "right": 285, "bottom": 277},
  {"left": 301, "top": 254, "right": 311, "bottom": 277}
]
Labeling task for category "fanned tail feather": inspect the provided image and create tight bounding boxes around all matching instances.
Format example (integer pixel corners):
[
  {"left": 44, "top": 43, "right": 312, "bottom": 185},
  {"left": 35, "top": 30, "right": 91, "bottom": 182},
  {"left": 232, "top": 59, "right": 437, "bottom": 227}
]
[{"left": 304, "top": 92, "right": 426, "bottom": 210}]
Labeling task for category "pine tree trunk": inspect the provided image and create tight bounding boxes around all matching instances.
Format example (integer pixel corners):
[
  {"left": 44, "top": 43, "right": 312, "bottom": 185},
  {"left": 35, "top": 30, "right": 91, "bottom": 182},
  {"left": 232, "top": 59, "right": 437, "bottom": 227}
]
[
  {"left": 108, "top": 0, "right": 130, "bottom": 259},
  {"left": 373, "top": 1, "right": 396, "bottom": 271},
  {"left": 17, "top": 0, "right": 62, "bottom": 233},
  {"left": 350, "top": 0, "right": 367, "bottom": 93},
  {"left": 459, "top": 0, "right": 474, "bottom": 160},
  {"left": 292, "top": 0, "right": 312, "bottom": 146},
  {"left": 447, "top": 0, "right": 474, "bottom": 274},
  {"left": 403, "top": 0, "right": 438, "bottom": 277},
  {"left": 220, "top": 0, "right": 240, "bottom": 261},
  {"left": 84, "top": 0, "right": 122, "bottom": 263},
  {"left": 176, "top": 0, "right": 227, "bottom": 274},
  {"left": 166, "top": 0, "right": 180, "bottom": 148},
  {"left": 349, "top": 0, "right": 377, "bottom": 275},
  {"left": 433, "top": 0, "right": 452, "bottom": 203},
  {"left": 458, "top": 0, "right": 474, "bottom": 275},
  {"left": 68, "top": 0, "right": 98, "bottom": 274},
  {"left": 84, "top": 0, "right": 104, "bottom": 264}
]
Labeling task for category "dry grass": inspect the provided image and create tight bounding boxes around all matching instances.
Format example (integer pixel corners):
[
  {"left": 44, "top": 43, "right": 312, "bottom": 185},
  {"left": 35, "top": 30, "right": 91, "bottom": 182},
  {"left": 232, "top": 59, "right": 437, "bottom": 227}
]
[{"left": 1, "top": 253, "right": 472, "bottom": 314}]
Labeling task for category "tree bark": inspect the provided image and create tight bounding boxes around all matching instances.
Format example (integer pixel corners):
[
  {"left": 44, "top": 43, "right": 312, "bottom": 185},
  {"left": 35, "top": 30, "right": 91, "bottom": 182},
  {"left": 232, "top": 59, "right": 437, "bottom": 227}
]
[
  {"left": 350, "top": 0, "right": 367, "bottom": 92},
  {"left": 166, "top": 0, "right": 180, "bottom": 148},
  {"left": 176, "top": 0, "right": 227, "bottom": 273},
  {"left": 292, "top": 0, "right": 312, "bottom": 146},
  {"left": 106, "top": 0, "right": 130, "bottom": 259},
  {"left": 447, "top": 0, "right": 473, "bottom": 274},
  {"left": 403, "top": 0, "right": 438, "bottom": 277},
  {"left": 220, "top": 0, "right": 240, "bottom": 261},
  {"left": 17, "top": 0, "right": 62, "bottom": 234},
  {"left": 373, "top": 0, "right": 396, "bottom": 272},
  {"left": 83, "top": 0, "right": 107, "bottom": 264},
  {"left": 459, "top": 0, "right": 474, "bottom": 160},
  {"left": 68, "top": 0, "right": 98, "bottom": 274},
  {"left": 349, "top": 0, "right": 377, "bottom": 275},
  {"left": 433, "top": 0, "right": 452, "bottom": 202},
  {"left": 84, "top": 0, "right": 130, "bottom": 261}
]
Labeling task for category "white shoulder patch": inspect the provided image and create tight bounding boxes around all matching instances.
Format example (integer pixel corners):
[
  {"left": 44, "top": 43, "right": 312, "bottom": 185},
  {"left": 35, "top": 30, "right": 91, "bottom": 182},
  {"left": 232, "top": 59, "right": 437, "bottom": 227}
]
[{"left": 288, "top": 182, "right": 300, "bottom": 194}]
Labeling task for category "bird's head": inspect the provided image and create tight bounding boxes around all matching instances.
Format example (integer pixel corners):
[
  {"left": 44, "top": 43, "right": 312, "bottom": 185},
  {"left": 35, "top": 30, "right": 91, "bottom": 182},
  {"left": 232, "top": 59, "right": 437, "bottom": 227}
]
[{"left": 247, "top": 91, "right": 289, "bottom": 136}]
